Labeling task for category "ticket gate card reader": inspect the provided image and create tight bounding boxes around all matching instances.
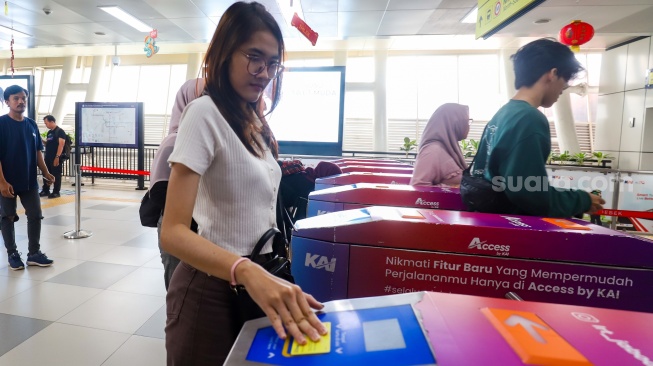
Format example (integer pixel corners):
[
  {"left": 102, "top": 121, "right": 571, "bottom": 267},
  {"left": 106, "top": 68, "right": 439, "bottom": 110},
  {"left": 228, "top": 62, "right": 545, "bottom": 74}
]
[
  {"left": 339, "top": 165, "right": 414, "bottom": 175},
  {"left": 314, "top": 172, "right": 412, "bottom": 191},
  {"left": 226, "top": 292, "right": 435, "bottom": 366},
  {"left": 308, "top": 183, "right": 467, "bottom": 217},
  {"left": 335, "top": 161, "right": 413, "bottom": 168},
  {"left": 226, "top": 291, "right": 653, "bottom": 365},
  {"left": 331, "top": 158, "right": 402, "bottom": 164},
  {"left": 291, "top": 206, "right": 653, "bottom": 312}
]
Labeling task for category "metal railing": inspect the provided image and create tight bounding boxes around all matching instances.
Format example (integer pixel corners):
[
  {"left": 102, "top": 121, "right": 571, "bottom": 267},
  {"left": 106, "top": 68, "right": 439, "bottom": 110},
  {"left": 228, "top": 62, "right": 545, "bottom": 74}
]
[{"left": 61, "top": 145, "right": 158, "bottom": 183}]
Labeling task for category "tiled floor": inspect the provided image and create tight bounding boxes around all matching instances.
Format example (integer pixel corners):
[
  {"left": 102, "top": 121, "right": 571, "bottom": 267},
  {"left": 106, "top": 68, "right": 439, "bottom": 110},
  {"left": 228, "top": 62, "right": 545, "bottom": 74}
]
[{"left": 0, "top": 182, "right": 166, "bottom": 366}]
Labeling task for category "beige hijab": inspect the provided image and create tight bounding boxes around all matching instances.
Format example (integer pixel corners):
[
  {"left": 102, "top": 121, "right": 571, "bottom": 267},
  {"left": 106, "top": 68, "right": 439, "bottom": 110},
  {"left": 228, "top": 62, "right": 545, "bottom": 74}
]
[
  {"left": 418, "top": 103, "right": 469, "bottom": 170},
  {"left": 150, "top": 78, "right": 205, "bottom": 185}
]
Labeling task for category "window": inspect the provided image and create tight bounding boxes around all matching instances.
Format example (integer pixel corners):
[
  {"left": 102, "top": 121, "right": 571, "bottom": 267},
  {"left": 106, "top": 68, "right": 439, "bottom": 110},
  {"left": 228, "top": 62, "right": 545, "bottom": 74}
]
[
  {"left": 386, "top": 55, "right": 481, "bottom": 153},
  {"left": 416, "top": 56, "right": 458, "bottom": 120},
  {"left": 107, "top": 66, "right": 140, "bottom": 102},
  {"left": 284, "top": 58, "right": 333, "bottom": 67},
  {"left": 137, "top": 65, "right": 175, "bottom": 115},
  {"left": 343, "top": 91, "right": 374, "bottom": 151},
  {"left": 458, "top": 55, "right": 502, "bottom": 121},
  {"left": 37, "top": 69, "right": 61, "bottom": 115},
  {"left": 164, "top": 65, "right": 191, "bottom": 134},
  {"left": 346, "top": 57, "right": 374, "bottom": 83},
  {"left": 387, "top": 56, "right": 418, "bottom": 121},
  {"left": 63, "top": 90, "right": 86, "bottom": 117}
]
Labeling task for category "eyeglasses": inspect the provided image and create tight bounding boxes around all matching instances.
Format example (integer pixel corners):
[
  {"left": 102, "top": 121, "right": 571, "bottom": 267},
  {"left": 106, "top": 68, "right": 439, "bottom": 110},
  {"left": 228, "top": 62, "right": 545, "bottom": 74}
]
[
  {"left": 240, "top": 51, "right": 285, "bottom": 79},
  {"left": 559, "top": 76, "right": 570, "bottom": 90},
  {"left": 468, "top": 118, "right": 474, "bottom": 126}
]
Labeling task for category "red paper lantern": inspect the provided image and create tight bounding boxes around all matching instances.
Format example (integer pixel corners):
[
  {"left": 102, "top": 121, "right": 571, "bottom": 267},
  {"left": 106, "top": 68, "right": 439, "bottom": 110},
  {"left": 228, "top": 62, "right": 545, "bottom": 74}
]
[{"left": 559, "top": 20, "right": 594, "bottom": 52}]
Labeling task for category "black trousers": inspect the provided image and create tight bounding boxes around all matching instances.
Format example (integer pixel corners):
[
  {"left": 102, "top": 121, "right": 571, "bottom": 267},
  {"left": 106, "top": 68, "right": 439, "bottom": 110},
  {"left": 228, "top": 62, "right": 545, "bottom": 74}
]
[{"left": 42, "top": 157, "right": 63, "bottom": 194}]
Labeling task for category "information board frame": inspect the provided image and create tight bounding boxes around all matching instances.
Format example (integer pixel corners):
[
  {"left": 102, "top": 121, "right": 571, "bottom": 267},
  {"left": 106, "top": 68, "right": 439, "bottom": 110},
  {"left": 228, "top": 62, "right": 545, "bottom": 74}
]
[
  {"left": 75, "top": 102, "right": 144, "bottom": 149},
  {"left": 0, "top": 75, "right": 36, "bottom": 120}
]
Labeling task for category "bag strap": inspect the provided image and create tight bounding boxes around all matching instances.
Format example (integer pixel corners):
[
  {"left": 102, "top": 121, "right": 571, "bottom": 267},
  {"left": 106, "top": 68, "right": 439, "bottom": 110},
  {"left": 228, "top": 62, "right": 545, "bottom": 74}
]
[
  {"left": 275, "top": 191, "right": 294, "bottom": 255},
  {"left": 250, "top": 227, "right": 281, "bottom": 258},
  {"left": 465, "top": 123, "right": 492, "bottom": 175}
]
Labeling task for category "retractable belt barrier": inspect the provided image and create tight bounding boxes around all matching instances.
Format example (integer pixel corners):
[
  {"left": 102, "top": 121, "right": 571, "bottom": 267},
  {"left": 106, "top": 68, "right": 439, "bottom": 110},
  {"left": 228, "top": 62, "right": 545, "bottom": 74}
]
[{"left": 80, "top": 166, "right": 150, "bottom": 176}]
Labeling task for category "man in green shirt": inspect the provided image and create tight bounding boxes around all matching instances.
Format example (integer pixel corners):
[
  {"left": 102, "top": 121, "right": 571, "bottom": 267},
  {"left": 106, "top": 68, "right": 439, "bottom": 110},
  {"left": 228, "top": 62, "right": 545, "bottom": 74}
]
[{"left": 464, "top": 38, "right": 604, "bottom": 217}]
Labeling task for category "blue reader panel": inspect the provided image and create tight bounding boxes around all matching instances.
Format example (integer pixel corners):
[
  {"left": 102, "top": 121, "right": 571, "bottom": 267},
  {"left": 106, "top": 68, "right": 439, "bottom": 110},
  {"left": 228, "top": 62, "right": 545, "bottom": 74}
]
[{"left": 245, "top": 304, "right": 435, "bottom": 365}]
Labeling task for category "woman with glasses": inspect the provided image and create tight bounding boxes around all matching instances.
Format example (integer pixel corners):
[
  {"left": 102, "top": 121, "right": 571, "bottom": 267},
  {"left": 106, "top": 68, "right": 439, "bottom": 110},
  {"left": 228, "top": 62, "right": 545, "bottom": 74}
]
[
  {"left": 411, "top": 103, "right": 471, "bottom": 186},
  {"left": 161, "top": 2, "right": 327, "bottom": 364}
]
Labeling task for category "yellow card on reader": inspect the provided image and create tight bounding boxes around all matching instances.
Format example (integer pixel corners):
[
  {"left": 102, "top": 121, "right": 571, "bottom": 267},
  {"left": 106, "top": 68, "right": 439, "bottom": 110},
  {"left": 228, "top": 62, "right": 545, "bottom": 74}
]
[{"left": 282, "top": 322, "right": 331, "bottom": 357}]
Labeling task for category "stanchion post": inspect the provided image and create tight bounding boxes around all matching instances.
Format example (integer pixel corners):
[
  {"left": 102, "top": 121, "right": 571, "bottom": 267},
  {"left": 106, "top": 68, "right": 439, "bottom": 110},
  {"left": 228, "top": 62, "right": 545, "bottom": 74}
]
[
  {"left": 610, "top": 171, "right": 621, "bottom": 231},
  {"left": 64, "top": 164, "right": 93, "bottom": 239}
]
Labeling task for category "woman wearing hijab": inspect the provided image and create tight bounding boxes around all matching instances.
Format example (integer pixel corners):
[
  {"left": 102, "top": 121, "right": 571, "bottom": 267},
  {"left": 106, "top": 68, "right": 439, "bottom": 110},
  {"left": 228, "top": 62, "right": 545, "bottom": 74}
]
[
  {"left": 410, "top": 103, "right": 470, "bottom": 186},
  {"left": 149, "top": 78, "right": 205, "bottom": 290}
]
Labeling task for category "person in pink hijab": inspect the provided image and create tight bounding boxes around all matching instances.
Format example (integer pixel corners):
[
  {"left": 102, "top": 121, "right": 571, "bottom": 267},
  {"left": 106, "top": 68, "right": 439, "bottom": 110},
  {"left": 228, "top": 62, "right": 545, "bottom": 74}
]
[
  {"left": 410, "top": 103, "right": 470, "bottom": 186},
  {"left": 148, "top": 78, "right": 205, "bottom": 290}
]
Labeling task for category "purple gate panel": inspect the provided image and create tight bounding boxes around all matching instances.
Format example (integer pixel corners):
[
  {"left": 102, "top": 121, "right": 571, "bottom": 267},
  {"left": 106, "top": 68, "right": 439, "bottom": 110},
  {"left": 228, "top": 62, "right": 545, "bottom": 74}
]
[
  {"left": 294, "top": 206, "right": 653, "bottom": 269},
  {"left": 290, "top": 237, "right": 350, "bottom": 302},
  {"left": 314, "top": 172, "right": 413, "bottom": 191},
  {"left": 349, "top": 245, "right": 653, "bottom": 312},
  {"left": 307, "top": 183, "right": 467, "bottom": 218}
]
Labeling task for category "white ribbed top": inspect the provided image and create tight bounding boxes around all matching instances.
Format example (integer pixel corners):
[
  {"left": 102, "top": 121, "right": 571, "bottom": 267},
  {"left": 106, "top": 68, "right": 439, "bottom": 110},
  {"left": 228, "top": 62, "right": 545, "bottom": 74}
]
[{"left": 168, "top": 96, "right": 280, "bottom": 256}]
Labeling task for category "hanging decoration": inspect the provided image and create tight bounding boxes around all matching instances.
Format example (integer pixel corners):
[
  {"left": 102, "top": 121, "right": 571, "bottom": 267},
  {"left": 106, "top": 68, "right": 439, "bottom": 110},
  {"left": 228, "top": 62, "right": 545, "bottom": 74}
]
[
  {"left": 10, "top": 35, "right": 14, "bottom": 76},
  {"left": 559, "top": 20, "right": 594, "bottom": 52},
  {"left": 291, "top": 13, "right": 318, "bottom": 46},
  {"left": 144, "top": 29, "right": 159, "bottom": 58},
  {"left": 4, "top": 1, "right": 8, "bottom": 16}
]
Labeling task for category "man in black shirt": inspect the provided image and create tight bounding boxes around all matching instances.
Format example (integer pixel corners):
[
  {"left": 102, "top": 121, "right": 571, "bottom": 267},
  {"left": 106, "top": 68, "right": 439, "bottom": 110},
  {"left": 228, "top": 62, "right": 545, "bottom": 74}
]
[
  {"left": 40, "top": 114, "right": 66, "bottom": 198},
  {"left": 0, "top": 85, "right": 54, "bottom": 270}
]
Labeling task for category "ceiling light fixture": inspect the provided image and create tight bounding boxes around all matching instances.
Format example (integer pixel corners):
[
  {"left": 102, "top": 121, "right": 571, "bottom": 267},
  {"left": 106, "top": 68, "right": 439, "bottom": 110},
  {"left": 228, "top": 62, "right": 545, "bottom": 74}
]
[
  {"left": 461, "top": 7, "right": 478, "bottom": 24},
  {"left": 0, "top": 25, "right": 30, "bottom": 38},
  {"left": 276, "top": 0, "right": 304, "bottom": 25},
  {"left": 98, "top": 6, "right": 151, "bottom": 32},
  {"left": 534, "top": 18, "right": 551, "bottom": 24}
]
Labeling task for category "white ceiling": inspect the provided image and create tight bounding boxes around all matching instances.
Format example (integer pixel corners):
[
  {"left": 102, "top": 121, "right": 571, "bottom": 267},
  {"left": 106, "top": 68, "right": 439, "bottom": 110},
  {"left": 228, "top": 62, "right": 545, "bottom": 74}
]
[{"left": 1, "top": 0, "right": 653, "bottom": 57}]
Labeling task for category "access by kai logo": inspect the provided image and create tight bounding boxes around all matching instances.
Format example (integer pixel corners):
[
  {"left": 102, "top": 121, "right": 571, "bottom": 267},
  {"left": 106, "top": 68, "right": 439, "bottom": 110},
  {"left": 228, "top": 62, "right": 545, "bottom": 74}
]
[
  {"left": 414, "top": 197, "right": 439, "bottom": 208},
  {"left": 501, "top": 216, "right": 531, "bottom": 228},
  {"left": 468, "top": 237, "right": 510, "bottom": 253},
  {"left": 305, "top": 253, "right": 336, "bottom": 272}
]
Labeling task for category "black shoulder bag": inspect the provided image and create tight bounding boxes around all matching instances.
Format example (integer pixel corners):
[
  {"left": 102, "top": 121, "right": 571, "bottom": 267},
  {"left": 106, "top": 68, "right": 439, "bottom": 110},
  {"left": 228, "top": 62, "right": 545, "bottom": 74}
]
[
  {"left": 460, "top": 125, "right": 515, "bottom": 214},
  {"left": 138, "top": 191, "right": 161, "bottom": 228},
  {"left": 232, "top": 227, "right": 295, "bottom": 323}
]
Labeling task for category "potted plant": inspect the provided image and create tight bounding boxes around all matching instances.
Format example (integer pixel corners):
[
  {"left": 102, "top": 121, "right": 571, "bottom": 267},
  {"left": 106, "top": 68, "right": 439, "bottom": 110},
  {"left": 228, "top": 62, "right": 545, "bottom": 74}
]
[
  {"left": 459, "top": 139, "right": 478, "bottom": 158},
  {"left": 557, "top": 150, "right": 571, "bottom": 164},
  {"left": 571, "top": 152, "right": 588, "bottom": 165},
  {"left": 400, "top": 137, "right": 417, "bottom": 158},
  {"left": 548, "top": 152, "right": 560, "bottom": 165},
  {"left": 592, "top": 151, "right": 613, "bottom": 166},
  {"left": 459, "top": 139, "right": 471, "bottom": 157},
  {"left": 468, "top": 139, "right": 479, "bottom": 157}
]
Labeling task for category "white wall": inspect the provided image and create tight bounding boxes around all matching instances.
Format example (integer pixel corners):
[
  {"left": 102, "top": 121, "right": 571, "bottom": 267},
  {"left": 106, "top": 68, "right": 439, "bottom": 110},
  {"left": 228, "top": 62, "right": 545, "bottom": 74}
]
[{"left": 596, "top": 37, "right": 652, "bottom": 170}]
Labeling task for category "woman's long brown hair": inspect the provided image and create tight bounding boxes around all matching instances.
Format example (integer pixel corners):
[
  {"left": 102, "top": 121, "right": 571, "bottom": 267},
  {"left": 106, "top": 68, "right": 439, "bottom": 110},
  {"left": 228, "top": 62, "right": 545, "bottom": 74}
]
[{"left": 202, "top": 1, "right": 283, "bottom": 159}]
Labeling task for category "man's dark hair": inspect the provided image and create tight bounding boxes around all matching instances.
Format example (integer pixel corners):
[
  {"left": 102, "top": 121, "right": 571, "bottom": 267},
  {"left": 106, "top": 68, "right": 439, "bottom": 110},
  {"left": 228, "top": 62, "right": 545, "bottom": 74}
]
[
  {"left": 3, "top": 85, "right": 28, "bottom": 101},
  {"left": 511, "top": 38, "right": 584, "bottom": 89},
  {"left": 44, "top": 115, "right": 56, "bottom": 123}
]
